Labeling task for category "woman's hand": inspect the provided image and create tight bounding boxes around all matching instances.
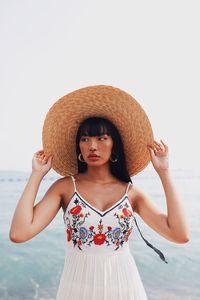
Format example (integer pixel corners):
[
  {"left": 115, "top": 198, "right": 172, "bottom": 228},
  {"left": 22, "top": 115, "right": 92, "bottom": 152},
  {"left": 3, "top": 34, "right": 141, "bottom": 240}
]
[
  {"left": 32, "top": 150, "right": 53, "bottom": 176},
  {"left": 147, "top": 139, "right": 169, "bottom": 173}
]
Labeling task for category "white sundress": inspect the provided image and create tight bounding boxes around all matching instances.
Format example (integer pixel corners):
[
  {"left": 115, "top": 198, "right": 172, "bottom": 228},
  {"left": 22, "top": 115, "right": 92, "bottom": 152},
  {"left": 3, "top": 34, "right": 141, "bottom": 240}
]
[{"left": 56, "top": 175, "right": 168, "bottom": 300}]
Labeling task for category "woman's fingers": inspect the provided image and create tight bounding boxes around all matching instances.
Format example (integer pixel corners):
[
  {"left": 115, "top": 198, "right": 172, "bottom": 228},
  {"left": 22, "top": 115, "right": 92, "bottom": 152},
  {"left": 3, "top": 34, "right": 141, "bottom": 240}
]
[
  {"left": 153, "top": 139, "right": 167, "bottom": 151},
  {"left": 42, "top": 155, "right": 53, "bottom": 164},
  {"left": 148, "top": 139, "right": 168, "bottom": 157},
  {"left": 149, "top": 142, "right": 160, "bottom": 152},
  {"left": 47, "top": 155, "right": 53, "bottom": 165},
  {"left": 34, "top": 150, "right": 53, "bottom": 165},
  {"left": 160, "top": 139, "right": 168, "bottom": 150},
  {"left": 41, "top": 156, "right": 47, "bottom": 163},
  {"left": 153, "top": 140, "right": 162, "bottom": 147},
  {"left": 35, "top": 150, "right": 44, "bottom": 155},
  {"left": 147, "top": 144, "right": 157, "bottom": 156},
  {"left": 154, "top": 139, "right": 167, "bottom": 147}
]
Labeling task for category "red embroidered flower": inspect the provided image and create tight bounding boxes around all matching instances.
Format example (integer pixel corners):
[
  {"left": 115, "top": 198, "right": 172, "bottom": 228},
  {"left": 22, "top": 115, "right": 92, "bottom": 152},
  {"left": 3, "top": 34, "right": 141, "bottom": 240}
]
[
  {"left": 70, "top": 205, "right": 82, "bottom": 215},
  {"left": 120, "top": 215, "right": 124, "bottom": 219},
  {"left": 78, "top": 240, "right": 82, "bottom": 246},
  {"left": 107, "top": 226, "right": 112, "bottom": 231},
  {"left": 93, "top": 234, "right": 106, "bottom": 245},
  {"left": 116, "top": 240, "right": 120, "bottom": 246},
  {"left": 89, "top": 226, "right": 94, "bottom": 230},
  {"left": 127, "top": 228, "right": 132, "bottom": 237},
  {"left": 66, "top": 227, "right": 72, "bottom": 241},
  {"left": 80, "top": 213, "right": 84, "bottom": 217},
  {"left": 98, "top": 224, "right": 103, "bottom": 231},
  {"left": 122, "top": 207, "right": 133, "bottom": 218},
  {"left": 125, "top": 228, "right": 132, "bottom": 241}
]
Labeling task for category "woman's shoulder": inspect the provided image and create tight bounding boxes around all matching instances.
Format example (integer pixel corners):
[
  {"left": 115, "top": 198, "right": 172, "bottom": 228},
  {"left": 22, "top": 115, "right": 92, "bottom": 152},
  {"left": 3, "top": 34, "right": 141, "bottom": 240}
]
[
  {"left": 50, "top": 176, "right": 74, "bottom": 196},
  {"left": 128, "top": 182, "right": 146, "bottom": 213},
  {"left": 129, "top": 182, "right": 146, "bottom": 199},
  {"left": 52, "top": 175, "right": 72, "bottom": 185}
]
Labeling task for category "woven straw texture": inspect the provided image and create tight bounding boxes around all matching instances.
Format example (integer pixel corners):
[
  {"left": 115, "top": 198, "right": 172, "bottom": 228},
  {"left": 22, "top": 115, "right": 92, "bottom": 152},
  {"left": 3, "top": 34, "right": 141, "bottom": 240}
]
[{"left": 42, "top": 85, "right": 154, "bottom": 176}]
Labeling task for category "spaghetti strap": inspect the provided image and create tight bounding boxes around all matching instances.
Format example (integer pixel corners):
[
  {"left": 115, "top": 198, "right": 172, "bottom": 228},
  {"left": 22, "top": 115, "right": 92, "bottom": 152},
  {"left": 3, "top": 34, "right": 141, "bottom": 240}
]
[
  {"left": 125, "top": 181, "right": 132, "bottom": 195},
  {"left": 70, "top": 175, "right": 77, "bottom": 193},
  {"left": 133, "top": 216, "right": 168, "bottom": 264}
]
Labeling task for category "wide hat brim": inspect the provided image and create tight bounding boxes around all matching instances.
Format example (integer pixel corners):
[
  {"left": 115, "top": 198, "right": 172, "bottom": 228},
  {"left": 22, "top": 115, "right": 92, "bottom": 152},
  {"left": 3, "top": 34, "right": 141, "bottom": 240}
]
[{"left": 42, "top": 85, "right": 154, "bottom": 177}]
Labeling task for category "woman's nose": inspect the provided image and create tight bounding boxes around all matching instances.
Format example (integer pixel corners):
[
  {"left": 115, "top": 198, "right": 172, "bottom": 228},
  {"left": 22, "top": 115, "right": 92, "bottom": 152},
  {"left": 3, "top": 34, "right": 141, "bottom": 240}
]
[{"left": 89, "top": 139, "right": 97, "bottom": 150}]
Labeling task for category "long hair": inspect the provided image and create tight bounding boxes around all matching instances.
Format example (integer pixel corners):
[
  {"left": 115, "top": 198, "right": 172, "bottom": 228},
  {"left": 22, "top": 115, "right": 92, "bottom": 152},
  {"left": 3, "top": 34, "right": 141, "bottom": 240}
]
[{"left": 75, "top": 117, "right": 133, "bottom": 183}]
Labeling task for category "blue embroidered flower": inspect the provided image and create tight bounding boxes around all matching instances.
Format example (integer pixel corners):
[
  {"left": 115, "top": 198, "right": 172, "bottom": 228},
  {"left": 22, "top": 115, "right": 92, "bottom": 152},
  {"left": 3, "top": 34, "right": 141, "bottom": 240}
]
[
  {"left": 112, "top": 227, "right": 121, "bottom": 239},
  {"left": 79, "top": 227, "right": 88, "bottom": 239}
]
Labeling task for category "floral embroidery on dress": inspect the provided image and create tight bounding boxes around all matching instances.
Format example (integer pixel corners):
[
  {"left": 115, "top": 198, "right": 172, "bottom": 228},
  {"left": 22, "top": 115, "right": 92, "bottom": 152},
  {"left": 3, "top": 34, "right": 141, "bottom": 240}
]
[{"left": 65, "top": 196, "right": 134, "bottom": 251}]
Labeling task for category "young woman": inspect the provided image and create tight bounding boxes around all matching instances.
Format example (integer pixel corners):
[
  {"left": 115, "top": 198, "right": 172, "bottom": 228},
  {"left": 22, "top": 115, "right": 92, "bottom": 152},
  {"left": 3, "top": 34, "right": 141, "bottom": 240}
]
[{"left": 9, "top": 86, "right": 190, "bottom": 300}]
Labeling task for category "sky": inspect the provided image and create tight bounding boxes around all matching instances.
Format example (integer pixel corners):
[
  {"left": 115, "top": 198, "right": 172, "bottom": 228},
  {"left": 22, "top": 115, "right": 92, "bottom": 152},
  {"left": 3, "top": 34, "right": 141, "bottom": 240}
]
[{"left": 0, "top": 0, "right": 199, "bottom": 173}]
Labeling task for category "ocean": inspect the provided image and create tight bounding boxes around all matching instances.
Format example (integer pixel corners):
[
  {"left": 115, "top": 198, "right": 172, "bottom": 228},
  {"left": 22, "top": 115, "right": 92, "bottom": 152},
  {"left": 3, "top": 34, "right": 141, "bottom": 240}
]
[{"left": 0, "top": 168, "right": 199, "bottom": 300}]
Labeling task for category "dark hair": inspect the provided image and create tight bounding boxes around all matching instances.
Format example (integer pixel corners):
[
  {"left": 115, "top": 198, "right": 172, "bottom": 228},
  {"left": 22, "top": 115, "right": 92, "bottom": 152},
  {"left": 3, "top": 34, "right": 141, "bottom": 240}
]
[{"left": 75, "top": 117, "right": 132, "bottom": 183}]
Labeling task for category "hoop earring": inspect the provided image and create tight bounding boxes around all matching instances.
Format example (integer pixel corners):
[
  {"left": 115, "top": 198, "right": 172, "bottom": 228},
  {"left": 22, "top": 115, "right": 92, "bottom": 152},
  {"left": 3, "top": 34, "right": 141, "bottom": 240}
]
[
  {"left": 78, "top": 153, "right": 85, "bottom": 162},
  {"left": 109, "top": 152, "right": 118, "bottom": 163}
]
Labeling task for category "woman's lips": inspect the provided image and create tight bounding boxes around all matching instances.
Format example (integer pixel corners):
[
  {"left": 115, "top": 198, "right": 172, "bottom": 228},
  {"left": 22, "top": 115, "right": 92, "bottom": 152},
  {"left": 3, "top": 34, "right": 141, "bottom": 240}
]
[{"left": 88, "top": 155, "right": 100, "bottom": 160}]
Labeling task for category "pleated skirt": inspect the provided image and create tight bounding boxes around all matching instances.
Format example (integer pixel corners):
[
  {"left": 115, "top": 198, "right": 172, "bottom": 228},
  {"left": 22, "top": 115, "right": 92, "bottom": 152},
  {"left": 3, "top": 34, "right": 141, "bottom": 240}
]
[{"left": 56, "top": 248, "right": 148, "bottom": 300}]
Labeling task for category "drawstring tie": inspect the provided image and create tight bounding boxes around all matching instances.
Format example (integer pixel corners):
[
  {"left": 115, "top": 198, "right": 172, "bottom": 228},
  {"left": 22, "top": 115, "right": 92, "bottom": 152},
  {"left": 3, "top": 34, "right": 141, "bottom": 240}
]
[{"left": 134, "top": 216, "right": 168, "bottom": 264}]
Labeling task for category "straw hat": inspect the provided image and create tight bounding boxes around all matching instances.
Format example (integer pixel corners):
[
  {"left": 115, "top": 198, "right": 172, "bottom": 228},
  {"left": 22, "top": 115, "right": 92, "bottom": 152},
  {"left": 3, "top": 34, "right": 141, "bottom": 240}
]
[{"left": 42, "top": 85, "right": 154, "bottom": 176}]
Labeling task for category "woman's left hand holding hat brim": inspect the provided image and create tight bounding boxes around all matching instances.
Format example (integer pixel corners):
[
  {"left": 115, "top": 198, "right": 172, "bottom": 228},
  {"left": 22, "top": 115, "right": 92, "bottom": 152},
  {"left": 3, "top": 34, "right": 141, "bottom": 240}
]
[{"left": 147, "top": 139, "right": 169, "bottom": 173}]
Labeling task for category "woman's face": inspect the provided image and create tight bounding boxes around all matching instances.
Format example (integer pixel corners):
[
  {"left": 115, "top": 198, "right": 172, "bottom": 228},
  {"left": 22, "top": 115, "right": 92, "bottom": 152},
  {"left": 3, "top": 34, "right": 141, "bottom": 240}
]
[{"left": 79, "top": 133, "right": 113, "bottom": 166}]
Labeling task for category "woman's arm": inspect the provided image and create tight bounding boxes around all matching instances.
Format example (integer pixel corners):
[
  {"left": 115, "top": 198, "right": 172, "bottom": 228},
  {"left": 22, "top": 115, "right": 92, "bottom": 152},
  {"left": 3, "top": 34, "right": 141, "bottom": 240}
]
[
  {"left": 158, "top": 169, "right": 190, "bottom": 242},
  {"left": 9, "top": 171, "right": 43, "bottom": 242},
  {"left": 133, "top": 170, "right": 190, "bottom": 243},
  {"left": 133, "top": 139, "right": 190, "bottom": 244},
  {"left": 9, "top": 150, "right": 61, "bottom": 243}
]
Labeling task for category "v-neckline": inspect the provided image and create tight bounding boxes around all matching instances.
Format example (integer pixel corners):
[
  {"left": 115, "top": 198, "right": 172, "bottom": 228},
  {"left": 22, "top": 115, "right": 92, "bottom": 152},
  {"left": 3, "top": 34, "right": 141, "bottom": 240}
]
[
  {"left": 74, "top": 190, "right": 128, "bottom": 216},
  {"left": 63, "top": 177, "right": 132, "bottom": 218}
]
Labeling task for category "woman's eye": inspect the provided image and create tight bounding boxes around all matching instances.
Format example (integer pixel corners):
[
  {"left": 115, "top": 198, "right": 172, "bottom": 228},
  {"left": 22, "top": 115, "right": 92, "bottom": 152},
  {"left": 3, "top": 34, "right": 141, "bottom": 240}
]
[
  {"left": 81, "top": 137, "right": 88, "bottom": 141},
  {"left": 81, "top": 136, "right": 107, "bottom": 142}
]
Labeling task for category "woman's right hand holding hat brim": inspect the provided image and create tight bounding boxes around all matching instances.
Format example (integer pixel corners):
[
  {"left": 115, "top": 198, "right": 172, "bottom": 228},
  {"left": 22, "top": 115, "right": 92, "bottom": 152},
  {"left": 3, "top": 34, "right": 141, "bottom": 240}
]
[{"left": 32, "top": 150, "right": 53, "bottom": 177}]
